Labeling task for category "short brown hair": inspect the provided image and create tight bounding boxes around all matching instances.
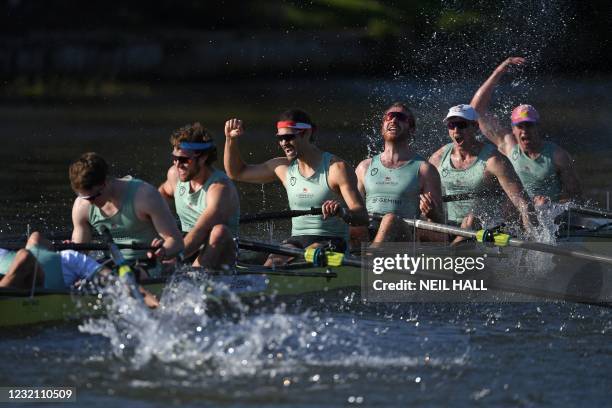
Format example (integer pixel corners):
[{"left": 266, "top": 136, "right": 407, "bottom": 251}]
[
  {"left": 278, "top": 109, "right": 316, "bottom": 141},
  {"left": 69, "top": 152, "right": 109, "bottom": 191},
  {"left": 170, "top": 122, "right": 217, "bottom": 165},
  {"left": 385, "top": 102, "right": 416, "bottom": 130}
]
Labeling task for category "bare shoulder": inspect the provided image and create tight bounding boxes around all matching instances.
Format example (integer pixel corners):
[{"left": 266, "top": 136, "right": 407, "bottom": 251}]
[
  {"left": 551, "top": 143, "right": 573, "bottom": 165},
  {"left": 355, "top": 157, "right": 373, "bottom": 178},
  {"left": 486, "top": 149, "right": 514, "bottom": 174},
  {"left": 265, "top": 156, "right": 291, "bottom": 170},
  {"left": 428, "top": 144, "right": 448, "bottom": 167},
  {"left": 71, "top": 196, "right": 91, "bottom": 219},
  {"left": 418, "top": 160, "right": 440, "bottom": 177},
  {"left": 166, "top": 165, "right": 179, "bottom": 184},
  {"left": 329, "top": 155, "right": 354, "bottom": 174}
]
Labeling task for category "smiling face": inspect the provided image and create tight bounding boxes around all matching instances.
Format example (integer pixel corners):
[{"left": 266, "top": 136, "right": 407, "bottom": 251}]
[
  {"left": 172, "top": 148, "right": 204, "bottom": 182},
  {"left": 381, "top": 107, "right": 415, "bottom": 141},
  {"left": 446, "top": 117, "right": 478, "bottom": 148}
]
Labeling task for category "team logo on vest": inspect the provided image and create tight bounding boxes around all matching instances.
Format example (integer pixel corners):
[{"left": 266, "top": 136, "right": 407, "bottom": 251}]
[
  {"left": 179, "top": 185, "right": 186, "bottom": 196},
  {"left": 512, "top": 149, "right": 519, "bottom": 161},
  {"left": 370, "top": 168, "right": 379, "bottom": 176},
  {"left": 290, "top": 177, "right": 296, "bottom": 186},
  {"left": 297, "top": 187, "right": 313, "bottom": 199},
  {"left": 441, "top": 168, "right": 450, "bottom": 178}
]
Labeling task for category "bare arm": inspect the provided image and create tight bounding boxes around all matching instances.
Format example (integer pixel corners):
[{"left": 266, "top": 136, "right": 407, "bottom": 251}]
[
  {"left": 223, "top": 118, "right": 288, "bottom": 184},
  {"left": 182, "top": 181, "right": 239, "bottom": 257},
  {"left": 427, "top": 145, "right": 447, "bottom": 169},
  {"left": 418, "top": 162, "right": 444, "bottom": 223},
  {"left": 486, "top": 154, "right": 536, "bottom": 231},
  {"left": 71, "top": 198, "right": 93, "bottom": 243},
  {"left": 354, "top": 158, "right": 371, "bottom": 199},
  {"left": 158, "top": 166, "right": 177, "bottom": 209},
  {"left": 136, "top": 183, "right": 184, "bottom": 258},
  {"left": 554, "top": 147, "right": 582, "bottom": 201},
  {"left": 471, "top": 57, "right": 525, "bottom": 155},
  {"left": 327, "top": 158, "right": 368, "bottom": 226}
]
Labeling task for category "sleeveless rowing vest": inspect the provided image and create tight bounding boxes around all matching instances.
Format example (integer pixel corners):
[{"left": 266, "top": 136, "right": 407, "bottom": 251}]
[
  {"left": 286, "top": 152, "right": 348, "bottom": 239},
  {"left": 174, "top": 168, "right": 240, "bottom": 236},
  {"left": 364, "top": 153, "right": 424, "bottom": 218},
  {"left": 509, "top": 142, "right": 561, "bottom": 201},
  {"left": 89, "top": 178, "right": 159, "bottom": 261},
  {"left": 438, "top": 143, "right": 496, "bottom": 224}
]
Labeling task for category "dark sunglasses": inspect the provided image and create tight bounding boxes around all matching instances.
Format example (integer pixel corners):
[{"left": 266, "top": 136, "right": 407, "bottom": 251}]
[
  {"left": 447, "top": 121, "right": 470, "bottom": 130},
  {"left": 171, "top": 154, "right": 198, "bottom": 165},
  {"left": 276, "top": 133, "right": 298, "bottom": 143},
  {"left": 384, "top": 111, "right": 410, "bottom": 122},
  {"left": 78, "top": 189, "right": 103, "bottom": 202}
]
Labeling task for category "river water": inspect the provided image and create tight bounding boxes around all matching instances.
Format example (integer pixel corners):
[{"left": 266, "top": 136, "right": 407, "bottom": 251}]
[{"left": 1, "top": 78, "right": 612, "bottom": 406}]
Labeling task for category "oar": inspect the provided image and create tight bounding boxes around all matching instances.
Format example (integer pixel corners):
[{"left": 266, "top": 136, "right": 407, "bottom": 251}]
[
  {"left": 240, "top": 207, "right": 322, "bottom": 223},
  {"left": 99, "top": 227, "right": 144, "bottom": 301},
  {"left": 370, "top": 214, "right": 612, "bottom": 267},
  {"left": 568, "top": 205, "right": 612, "bottom": 219},
  {"left": 0, "top": 242, "right": 154, "bottom": 251},
  {"left": 442, "top": 192, "right": 480, "bottom": 202},
  {"left": 237, "top": 238, "right": 361, "bottom": 268}
]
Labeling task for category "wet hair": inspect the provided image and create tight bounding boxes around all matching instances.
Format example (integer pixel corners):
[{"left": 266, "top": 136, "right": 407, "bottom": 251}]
[
  {"left": 170, "top": 122, "right": 217, "bottom": 165},
  {"left": 69, "top": 152, "right": 109, "bottom": 191},
  {"left": 385, "top": 102, "right": 416, "bottom": 130},
  {"left": 278, "top": 109, "right": 317, "bottom": 141}
]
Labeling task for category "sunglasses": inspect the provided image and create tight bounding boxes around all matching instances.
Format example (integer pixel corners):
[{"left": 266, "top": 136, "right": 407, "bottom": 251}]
[
  {"left": 171, "top": 154, "right": 198, "bottom": 165},
  {"left": 447, "top": 121, "right": 470, "bottom": 130},
  {"left": 384, "top": 111, "right": 410, "bottom": 122},
  {"left": 276, "top": 133, "right": 298, "bottom": 143},
  {"left": 78, "top": 188, "right": 103, "bottom": 202}
]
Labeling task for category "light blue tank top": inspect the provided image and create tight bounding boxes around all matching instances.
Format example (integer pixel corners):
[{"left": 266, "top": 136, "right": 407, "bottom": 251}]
[
  {"left": 286, "top": 152, "right": 348, "bottom": 239},
  {"left": 509, "top": 142, "right": 561, "bottom": 201},
  {"left": 364, "top": 153, "right": 424, "bottom": 218}
]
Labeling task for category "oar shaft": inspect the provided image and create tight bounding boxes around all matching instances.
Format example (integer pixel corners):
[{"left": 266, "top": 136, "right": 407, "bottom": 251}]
[
  {"left": 569, "top": 205, "right": 612, "bottom": 219},
  {"left": 374, "top": 214, "right": 612, "bottom": 267},
  {"left": 240, "top": 207, "right": 322, "bottom": 223}
]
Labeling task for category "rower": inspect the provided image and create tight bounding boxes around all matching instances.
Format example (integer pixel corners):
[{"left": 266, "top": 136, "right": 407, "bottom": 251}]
[
  {"left": 470, "top": 56, "right": 582, "bottom": 206},
  {"left": 224, "top": 109, "right": 368, "bottom": 266},
  {"left": 158, "top": 123, "right": 240, "bottom": 269},
  {"left": 354, "top": 102, "right": 444, "bottom": 243},
  {"left": 69, "top": 152, "right": 184, "bottom": 276},
  {"left": 0, "top": 232, "right": 158, "bottom": 307},
  {"left": 428, "top": 105, "right": 536, "bottom": 242}
]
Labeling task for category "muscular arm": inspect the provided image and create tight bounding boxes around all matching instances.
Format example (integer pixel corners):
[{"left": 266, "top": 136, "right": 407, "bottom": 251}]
[
  {"left": 554, "top": 147, "right": 582, "bottom": 201},
  {"left": 486, "top": 154, "right": 536, "bottom": 230},
  {"left": 71, "top": 198, "right": 93, "bottom": 243},
  {"left": 470, "top": 57, "right": 525, "bottom": 155},
  {"left": 158, "top": 166, "right": 177, "bottom": 209},
  {"left": 354, "top": 158, "right": 371, "bottom": 199},
  {"left": 328, "top": 159, "right": 368, "bottom": 226},
  {"left": 428, "top": 145, "right": 447, "bottom": 169},
  {"left": 419, "top": 162, "right": 444, "bottom": 223},
  {"left": 183, "top": 181, "right": 239, "bottom": 257},
  {"left": 136, "top": 184, "right": 184, "bottom": 258},
  {"left": 223, "top": 118, "right": 288, "bottom": 184}
]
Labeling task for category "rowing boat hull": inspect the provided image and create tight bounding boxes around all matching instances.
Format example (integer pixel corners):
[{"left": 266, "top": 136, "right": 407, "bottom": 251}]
[{"left": 0, "top": 264, "right": 361, "bottom": 327}]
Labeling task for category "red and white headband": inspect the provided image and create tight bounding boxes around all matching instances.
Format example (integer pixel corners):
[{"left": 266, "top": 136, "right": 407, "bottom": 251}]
[{"left": 276, "top": 121, "right": 312, "bottom": 130}]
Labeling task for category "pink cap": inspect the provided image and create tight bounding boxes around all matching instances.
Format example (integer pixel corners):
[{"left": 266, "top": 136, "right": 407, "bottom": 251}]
[{"left": 511, "top": 104, "right": 539, "bottom": 125}]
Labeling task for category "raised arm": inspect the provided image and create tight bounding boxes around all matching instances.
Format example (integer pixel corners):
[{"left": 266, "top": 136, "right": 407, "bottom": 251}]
[
  {"left": 471, "top": 57, "right": 525, "bottom": 154},
  {"left": 486, "top": 154, "right": 536, "bottom": 231},
  {"left": 327, "top": 159, "right": 368, "bottom": 226},
  {"left": 182, "top": 181, "right": 239, "bottom": 257},
  {"left": 224, "top": 118, "right": 287, "bottom": 184},
  {"left": 71, "top": 198, "right": 93, "bottom": 243},
  {"left": 136, "top": 183, "right": 184, "bottom": 259}
]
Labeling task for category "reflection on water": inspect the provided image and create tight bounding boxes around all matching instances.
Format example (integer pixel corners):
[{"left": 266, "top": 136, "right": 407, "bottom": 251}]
[{"left": 1, "top": 79, "right": 611, "bottom": 235}]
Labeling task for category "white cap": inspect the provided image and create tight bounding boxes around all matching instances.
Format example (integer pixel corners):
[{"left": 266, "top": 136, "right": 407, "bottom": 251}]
[{"left": 443, "top": 104, "right": 479, "bottom": 122}]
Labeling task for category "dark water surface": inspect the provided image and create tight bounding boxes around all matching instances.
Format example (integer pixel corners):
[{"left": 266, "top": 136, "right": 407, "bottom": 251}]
[{"left": 1, "top": 79, "right": 612, "bottom": 407}]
